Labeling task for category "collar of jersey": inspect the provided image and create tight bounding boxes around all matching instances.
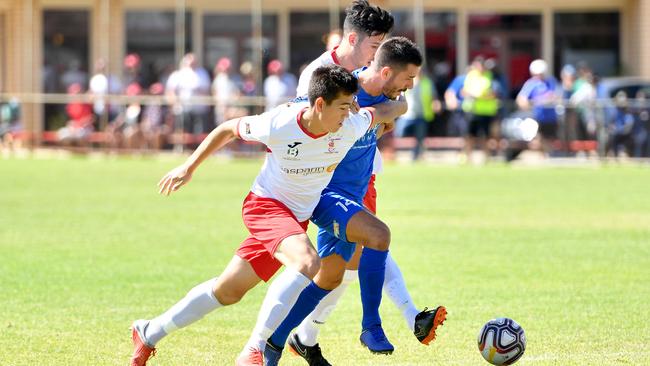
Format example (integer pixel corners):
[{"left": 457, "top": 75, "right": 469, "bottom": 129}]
[
  {"left": 297, "top": 107, "right": 328, "bottom": 139},
  {"left": 330, "top": 46, "right": 340, "bottom": 65}
]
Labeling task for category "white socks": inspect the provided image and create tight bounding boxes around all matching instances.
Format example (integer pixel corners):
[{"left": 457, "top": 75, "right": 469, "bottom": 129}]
[
  {"left": 243, "top": 267, "right": 311, "bottom": 353},
  {"left": 294, "top": 252, "right": 421, "bottom": 346},
  {"left": 383, "top": 253, "right": 420, "bottom": 332},
  {"left": 295, "top": 270, "right": 358, "bottom": 346},
  {"left": 144, "top": 277, "right": 222, "bottom": 346}
]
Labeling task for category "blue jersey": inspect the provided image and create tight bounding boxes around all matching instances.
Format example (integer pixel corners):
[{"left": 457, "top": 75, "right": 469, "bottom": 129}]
[
  {"left": 447, "top": 75, "right": 466, "bottom": 102},
  {"left": 325, "top": 67, "right": 389, "bottom": 201}
]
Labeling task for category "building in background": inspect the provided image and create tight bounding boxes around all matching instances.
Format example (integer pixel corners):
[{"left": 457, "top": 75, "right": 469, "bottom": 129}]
[{"left": 0, "top": 0, "right": 648, "bottom": 139}]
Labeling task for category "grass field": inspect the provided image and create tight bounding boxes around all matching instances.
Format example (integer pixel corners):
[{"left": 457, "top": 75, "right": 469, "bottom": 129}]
[{"left": 1, "top": 156, "right": 649, "bottom": 365}]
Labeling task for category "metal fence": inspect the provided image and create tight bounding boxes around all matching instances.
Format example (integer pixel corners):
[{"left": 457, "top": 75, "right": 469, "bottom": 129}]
[{"left": 2, "top": 93, "right": 650, "bottom": 160}]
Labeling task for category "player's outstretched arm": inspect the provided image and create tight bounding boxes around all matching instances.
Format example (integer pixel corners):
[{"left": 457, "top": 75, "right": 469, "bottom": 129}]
[
  {"left": 158, "top": 119, "right": 240, "bottom": 196},
  {"left": 365, "top": 97, "right": 408, "bottom": 136}
]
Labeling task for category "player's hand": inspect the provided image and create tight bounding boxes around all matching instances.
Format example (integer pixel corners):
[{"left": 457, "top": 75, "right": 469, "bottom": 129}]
[{"left": 158, "top": 165, "right": 193, "bottom": 196}]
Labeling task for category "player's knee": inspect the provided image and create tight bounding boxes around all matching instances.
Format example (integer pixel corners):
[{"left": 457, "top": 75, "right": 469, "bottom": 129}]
[
  {"left": 213, "top": 283, "right": 245, "bottom": 306},
  {"left": 318, "top": 275, "right": 343, "bottom": 290},
  {"left": 367, "top": 222, "right": 391, "bottom": 251},
  {"left": 299, "top": 255, "right": 321, "bottom": 279},
  {"left": 305, "top": 255, "right": 320, "bottom": 278}
]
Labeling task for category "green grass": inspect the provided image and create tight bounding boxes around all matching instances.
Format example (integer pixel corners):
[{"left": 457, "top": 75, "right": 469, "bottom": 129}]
[{"left": 1, "top": 156, "right": 649, "bottom": 365}]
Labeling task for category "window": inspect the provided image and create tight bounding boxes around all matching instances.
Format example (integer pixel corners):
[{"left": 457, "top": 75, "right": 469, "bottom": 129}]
[
  {"left": 43, "top": 10, "right": 90, "bottom": 93},
  {"left": 203, "top": 13, "right": 278, "bottom": 75},
  {"left": 391, "top": 11, "right": 457, "bottom": 93},
  {"left": 554, "top": 12, "right": 620, "bottom": 77},
  {"left": 289, "top": 12, "right": 335, "bottom": 75},
  {"left": 469, "top": 14, "right": 542, "bottom": 96},
  {"left": 43, "top": 10, "right": 90, "bottom": 130},
  {"left": 125, "top": 11, "right": 193, "bottom": 87}
]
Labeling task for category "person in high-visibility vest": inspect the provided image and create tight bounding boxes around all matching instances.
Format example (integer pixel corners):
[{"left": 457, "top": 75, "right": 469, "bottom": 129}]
[{"left": 461, "top": 57, "right": 499, "bottom": 163}]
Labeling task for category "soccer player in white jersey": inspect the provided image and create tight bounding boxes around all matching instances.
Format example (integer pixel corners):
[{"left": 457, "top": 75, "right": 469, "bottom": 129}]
[
  {"left": 129, "top": 64, "right": 407, "bottom": 366},
  {"left": 296, "top": 0, "right": 393, "bottom": 97},
  {"left": 285, "top": 5, "right": 445, "bottom": 362}
]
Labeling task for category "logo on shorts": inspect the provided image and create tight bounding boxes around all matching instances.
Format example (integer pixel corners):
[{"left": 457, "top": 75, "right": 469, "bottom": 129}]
[
  {"left": 333, "top": 220, "right": 340, "bottom": 238},
  {"left": 287, "top": 141, "right": 302, "bottom": 158},
  {"left": 245, "top": 122, "right": 251, "bottom": 135}
]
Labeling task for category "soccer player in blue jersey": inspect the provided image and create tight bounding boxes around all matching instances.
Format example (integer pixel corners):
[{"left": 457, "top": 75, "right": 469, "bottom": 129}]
[{"left": 254, "top": 37, "right": 447, "bottom": 366}]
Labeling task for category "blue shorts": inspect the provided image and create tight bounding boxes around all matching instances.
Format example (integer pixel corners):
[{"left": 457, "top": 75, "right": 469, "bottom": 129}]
[{"left": 311, "top": 189, "right": 365, "bottom": 261}]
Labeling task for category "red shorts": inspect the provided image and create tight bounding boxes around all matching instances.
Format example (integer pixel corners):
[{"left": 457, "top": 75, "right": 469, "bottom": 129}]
[
  {"left": 236, "top": 192, "right": 309, "bottom": 282},
  {"left": 362, "top": 174, "right": 377, "bottom": 214}
]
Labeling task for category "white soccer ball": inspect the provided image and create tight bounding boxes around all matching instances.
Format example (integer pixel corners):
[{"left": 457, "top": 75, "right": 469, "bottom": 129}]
[{"left": 477, "top": 318, "right": 526, "bottom": 365}]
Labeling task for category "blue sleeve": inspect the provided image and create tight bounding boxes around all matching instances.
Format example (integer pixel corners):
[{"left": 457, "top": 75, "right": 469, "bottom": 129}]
[
  {"left": 447, "top": 76, "right": 464, "bottom": 94},
  {"left": 517, "top": 80, "right": 535, "bottom": 100}
]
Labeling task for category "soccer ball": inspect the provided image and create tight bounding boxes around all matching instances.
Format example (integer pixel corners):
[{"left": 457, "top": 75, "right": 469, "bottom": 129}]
[{"left": 477, "top": 318, "right": 526, "bottom": 365}]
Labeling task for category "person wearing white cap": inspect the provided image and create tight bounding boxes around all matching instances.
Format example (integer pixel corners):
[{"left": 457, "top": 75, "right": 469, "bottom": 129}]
[{"left": 516, "top": 59, "right": 560, "bottom": 154}]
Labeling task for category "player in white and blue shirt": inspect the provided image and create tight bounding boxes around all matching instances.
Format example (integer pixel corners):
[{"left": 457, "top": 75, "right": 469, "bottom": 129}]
[{"left": 262, "top": 38, "right": 446, "bottom": 366}]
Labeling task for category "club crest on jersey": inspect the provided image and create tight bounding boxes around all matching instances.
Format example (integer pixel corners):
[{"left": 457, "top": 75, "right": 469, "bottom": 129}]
[
  {"left": 286, "top": 141, "right": 302, "bottom": 159},
  {"left": 326, "top": 136, "right": 341, "bottom": 154}
]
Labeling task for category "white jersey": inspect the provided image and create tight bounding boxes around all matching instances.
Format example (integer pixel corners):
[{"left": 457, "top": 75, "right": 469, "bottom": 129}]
[
  {"left": 297, "top": 47, "right": 384, "bottom": 176},
  {"left": 237, "top": 102, "right": 374, "bottom": 221},
  {"left": 296, "top": 48, "right": 341, "bottom": 97}
]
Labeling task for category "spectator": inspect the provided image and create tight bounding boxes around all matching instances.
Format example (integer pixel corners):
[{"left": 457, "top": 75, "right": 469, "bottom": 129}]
[
  {"left": 105, "top": 83, "right": 144, "bottom": 150},
  {"left": 165, "top": 53, "right": 212, "bottom": 135},
  {"left": 559, "top": 64, "right": 578, "bottom": 147},
  {"left": 0, "top": 98, "right": 22, "bottom": 153},
  {"left": 605, "top": 91, "right": 635, "bottom": 158},
  {"left": 123, "top": 53, "right": 144, "bottom": 87},
  {"left": 395, "top": 70, "right": 440, "bottom": 160},
  {"left": 516, "top": 59, "right": 560, "bottom": 155},
  {"left": 141, "top": 82, "right": 171, "bottom": 151},
  {"left": 570, "top": 63, "right": 598, "bottom": 139},
  {"left": 560, "top": 64, "right": 576, "bottom": 100},
  {"left": 212, "top": 57, "right": 244, "bottom": 125},
  {"left": 89, "top": 58, "right": 123, "bottom": 124},
  {"left": 631, "top": 90, "right": 650, "bottom": 157},
  {"left": 462, "top": 57, "right": 499, "bottom": 162},
  {"left": 61, "top": 59, "right": 88, "bottom": 92},
  {"left": 239, "top": 61, "right": 258, "bottom": 96},
  {"left": 484, "top": 57, "right": 506, "bottom": 157},
  {"left": 238, "top": 61, "right": 259, "bottom": 114},
  {"left": 122, "top": 83, "right": 145, "bottom": 150},
  {"left": 444, "top": 67, "right": 468, "bottom": 137},
  {"left": 57, "top": 83, "right": 94, "bottom": 147},
  {"left": 263, "top": 59, "right": 297, "bottom": 111}
]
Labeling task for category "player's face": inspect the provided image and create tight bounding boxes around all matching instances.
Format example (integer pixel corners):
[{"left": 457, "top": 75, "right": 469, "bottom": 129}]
[
  {"left": 382, "top": 64, "right": 420, "bottom": 99},
  {"left": 353, "top": 33, "right": 386, "bottom": 68},
  {"left": 320, "top": 93, "right": 355, "bottom": 133}
]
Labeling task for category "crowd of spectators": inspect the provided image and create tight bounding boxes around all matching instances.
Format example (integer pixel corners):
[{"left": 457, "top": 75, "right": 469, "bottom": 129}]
[
  {"left": 42, "top": 52, "right": 299, "bottom": 152},
  {"left": 2, "top": 44, "right": 650, "bottom": 160}
]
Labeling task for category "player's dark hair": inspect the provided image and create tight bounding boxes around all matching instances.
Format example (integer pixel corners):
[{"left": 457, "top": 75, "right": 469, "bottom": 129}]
[
  {"left": 374, "top": 36, "right": 423, "bottom": 71},
  {"left": 308, "top": 64, "right": 358, "bottom": 106},
  {"left": 343, "top": 0, "right": 394, "bottom": 38}
]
